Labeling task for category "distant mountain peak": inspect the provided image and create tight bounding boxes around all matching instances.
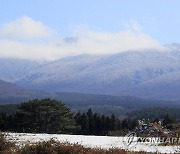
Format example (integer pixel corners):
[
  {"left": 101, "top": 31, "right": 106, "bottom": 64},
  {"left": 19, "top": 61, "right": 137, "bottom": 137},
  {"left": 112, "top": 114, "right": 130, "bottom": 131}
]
[
  {"left": 1, "top": 44, "right": 180, "bottom": 100},
  {"left": 165, "top": 43, "right": 180, "bottom": 51}
]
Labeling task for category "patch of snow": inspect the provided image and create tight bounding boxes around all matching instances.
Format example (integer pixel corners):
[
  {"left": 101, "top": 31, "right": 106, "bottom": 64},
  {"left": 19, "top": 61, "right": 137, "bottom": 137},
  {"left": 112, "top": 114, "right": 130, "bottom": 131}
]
[{"left": 7, "top": 133, "right": 180, "bottom": 153}]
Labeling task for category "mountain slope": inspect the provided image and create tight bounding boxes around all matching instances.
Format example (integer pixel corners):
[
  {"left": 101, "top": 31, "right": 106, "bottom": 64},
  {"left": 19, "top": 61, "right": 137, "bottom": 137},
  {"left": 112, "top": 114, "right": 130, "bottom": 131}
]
[
  {"left": 121, "top": 71, "right": 180, "bottom": 100},
  {"left": 17, "top": 44, "right": 180, "bottom": 100},
  {"left": 0, "top": 58, "right": 40, "bottom": 82},
  {"left": 1, "top": 79, "right": 180, "bottom": 118},
  {"left": 0, "top": 79, "right": 51, "bottom": 103}
]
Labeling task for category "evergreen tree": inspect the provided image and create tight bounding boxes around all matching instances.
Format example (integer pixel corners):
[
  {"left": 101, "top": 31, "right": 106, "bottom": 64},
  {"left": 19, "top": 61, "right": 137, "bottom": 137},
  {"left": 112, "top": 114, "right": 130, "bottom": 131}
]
[
  {"left": 74, "top": 109, "right": 123, "bottom": 135},
  {"left": 110, "top": 114, "right": 116, "bottom": 130},
  {"left": 163, "top": 114, "right": 174, "bottom": 126},
  {"left": 0, "top": 113, "right": 7, "bottom": 131},
  {"left": 12, "top": 98, "right": 78, "bottom": 134}
]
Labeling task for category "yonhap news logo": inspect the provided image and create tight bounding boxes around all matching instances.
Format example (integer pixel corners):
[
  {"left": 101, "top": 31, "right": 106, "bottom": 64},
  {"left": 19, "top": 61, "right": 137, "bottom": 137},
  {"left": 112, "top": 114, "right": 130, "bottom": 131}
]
[
  {"left": 123, "top": 132, "right": 138, "bottom": 148},
  {"left": 123, "top": 132, "right": 180, "bottom": 148}
]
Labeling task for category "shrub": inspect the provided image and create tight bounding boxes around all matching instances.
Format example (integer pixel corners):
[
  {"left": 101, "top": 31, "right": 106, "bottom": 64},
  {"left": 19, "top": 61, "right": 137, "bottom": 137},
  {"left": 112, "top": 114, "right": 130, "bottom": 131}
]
[
  {"left": 19, "top": 139, "right": 154, "bottom": 154},
  {"left": 0, "top": 133, "right": 17, "bottom": 154},
  {"left": 19, "top": 139, "right": 127, "bottom": 154}
]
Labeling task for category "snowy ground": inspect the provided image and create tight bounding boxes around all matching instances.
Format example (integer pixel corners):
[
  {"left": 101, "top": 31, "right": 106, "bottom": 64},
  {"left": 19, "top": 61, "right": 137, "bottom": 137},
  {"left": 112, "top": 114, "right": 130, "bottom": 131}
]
[{"left": 6, "top": 133, "right": 180, "bottom": 153}]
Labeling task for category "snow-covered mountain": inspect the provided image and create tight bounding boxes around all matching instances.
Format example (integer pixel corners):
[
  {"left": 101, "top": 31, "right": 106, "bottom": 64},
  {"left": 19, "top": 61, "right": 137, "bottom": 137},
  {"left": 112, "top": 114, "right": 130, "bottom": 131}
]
[
  {"left": 0, "top": 58, "right": 40, "bottom": 82},
  {"left": 14, "top": 43, "right": 180, "bottom": 100}
]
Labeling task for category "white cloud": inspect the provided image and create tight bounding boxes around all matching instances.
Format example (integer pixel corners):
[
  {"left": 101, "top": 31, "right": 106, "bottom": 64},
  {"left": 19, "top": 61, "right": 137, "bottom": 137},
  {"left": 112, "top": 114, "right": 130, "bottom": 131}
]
[
  {"left": 0, "top": 17, "right": 166, "bottom": 60},
  {"left": 70, "top": 28, "right": 164, "bottom": 54},
  {"left": 123, "top": 19, "right": 142, "bottom": 33},
  {"left": 0, "top": 16, "right": 54, "bottom": 40}
]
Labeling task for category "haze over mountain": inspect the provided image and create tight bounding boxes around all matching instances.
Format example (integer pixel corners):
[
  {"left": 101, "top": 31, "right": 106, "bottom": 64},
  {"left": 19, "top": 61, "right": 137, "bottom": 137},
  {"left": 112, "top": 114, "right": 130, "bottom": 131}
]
[
  {"left": 0, "top": 43, "right": 180, "bottom": 100},
  {"left": 0, "top": 79, "right": 52, "bottom": 103},
  {"left": 0, "top": 58, "right": 40, "bottom": 82}
]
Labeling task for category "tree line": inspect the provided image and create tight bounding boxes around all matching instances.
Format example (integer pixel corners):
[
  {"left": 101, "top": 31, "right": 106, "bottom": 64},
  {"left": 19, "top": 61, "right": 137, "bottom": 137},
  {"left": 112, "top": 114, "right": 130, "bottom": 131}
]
[{"left": 0, "top": 98, "right": 138, "bottom": 135}]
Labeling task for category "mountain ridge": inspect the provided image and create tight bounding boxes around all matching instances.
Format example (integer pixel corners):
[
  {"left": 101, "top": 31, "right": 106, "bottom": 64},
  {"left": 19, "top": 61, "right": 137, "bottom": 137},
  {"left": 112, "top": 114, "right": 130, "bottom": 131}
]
[{"left": 0, "top": 43, "right": 180, "bottom": 100}]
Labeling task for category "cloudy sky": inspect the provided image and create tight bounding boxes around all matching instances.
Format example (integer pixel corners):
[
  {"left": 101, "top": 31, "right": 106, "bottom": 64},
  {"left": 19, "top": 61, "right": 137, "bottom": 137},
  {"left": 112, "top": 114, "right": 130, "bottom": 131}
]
[{"left": 0, "top": 0, "right": 180, "bottom": 60}]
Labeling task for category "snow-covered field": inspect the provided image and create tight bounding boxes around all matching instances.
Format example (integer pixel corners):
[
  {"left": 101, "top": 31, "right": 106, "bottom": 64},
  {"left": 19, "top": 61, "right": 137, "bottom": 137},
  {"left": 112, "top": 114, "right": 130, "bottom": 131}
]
[{"left": 6, "top": 133, "right": 180, "bottom": 153}]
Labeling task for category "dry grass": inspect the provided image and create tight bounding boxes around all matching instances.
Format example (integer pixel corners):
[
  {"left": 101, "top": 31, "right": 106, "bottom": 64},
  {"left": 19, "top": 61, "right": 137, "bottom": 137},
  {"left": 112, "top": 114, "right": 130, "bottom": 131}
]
[
  {"left": 0, "top": 133, "right": 18, "bottom": 154},
  {"left": 20, "top": 140, "right": 126, "bottom": 154},
  {"left": 19, "top": 140, "right": 154, "bottom": 154}
]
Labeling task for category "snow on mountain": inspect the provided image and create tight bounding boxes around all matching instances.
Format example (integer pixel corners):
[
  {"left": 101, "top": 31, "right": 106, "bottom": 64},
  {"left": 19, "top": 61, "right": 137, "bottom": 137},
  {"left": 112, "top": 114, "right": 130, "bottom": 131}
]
[
  {"left": 15, "top": 43, "right": 180, "bottom": 100},
  {"left": 0, "top": 58, "right": 40, "bottom": 82},
  {"left": 121, "top": 71, "right": 180, "bottom": 100},
  {"left": 165, "top": 43, "right": 180, "bottom": 51},
  {"left": 0, "top": 44, "right": 178, "bottom": 100}
]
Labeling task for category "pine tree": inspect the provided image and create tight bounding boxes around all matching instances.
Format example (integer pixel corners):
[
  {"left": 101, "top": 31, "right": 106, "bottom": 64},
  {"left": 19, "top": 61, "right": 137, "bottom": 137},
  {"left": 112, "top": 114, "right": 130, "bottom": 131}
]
[{"left": 12, "top": 98, "right": 78, "bottom": 134}]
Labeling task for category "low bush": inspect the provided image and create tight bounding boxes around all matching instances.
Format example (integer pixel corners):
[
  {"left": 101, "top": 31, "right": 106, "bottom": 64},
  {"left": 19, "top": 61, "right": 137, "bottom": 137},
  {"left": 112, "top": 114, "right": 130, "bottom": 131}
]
[
  {"left": 19, "top": 140, "right": 154, "bottom": 154},
  {"left": 20, "top": 139, "right": 125, "bottom": 154},
  {"left": 0, "top": 133, "right": 17, "bottom": 154}
]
